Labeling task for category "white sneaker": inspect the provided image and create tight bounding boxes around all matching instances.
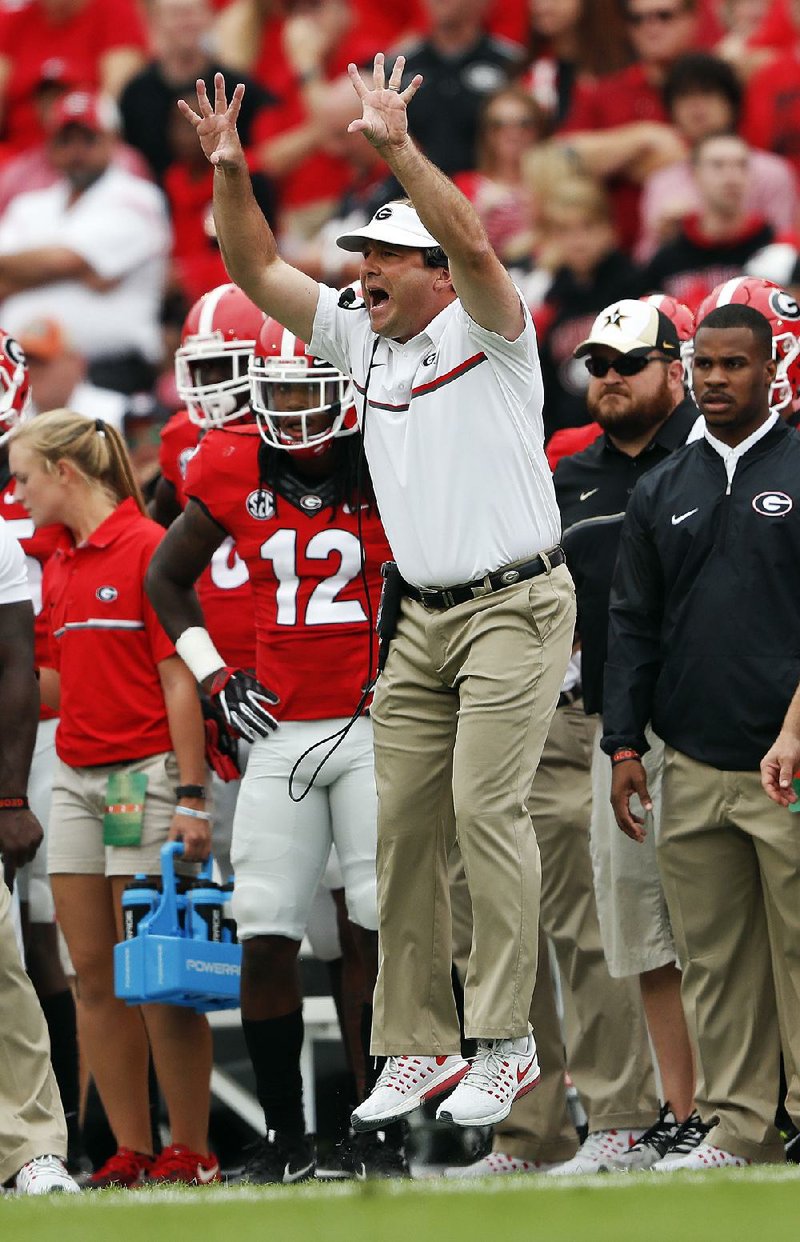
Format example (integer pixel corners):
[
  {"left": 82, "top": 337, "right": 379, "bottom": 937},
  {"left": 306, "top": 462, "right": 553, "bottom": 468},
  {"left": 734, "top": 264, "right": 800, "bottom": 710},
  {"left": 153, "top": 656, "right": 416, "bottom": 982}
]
[
  {"left": 435, "top": 1031, "right": 540, "bottom": 1127},
  {"left": 444, "top": 1150, "right": 558, "bottom": 1178},
  {"left": 15, "top": 1155, "right": 81, "bottom": 1194},
  {"left": 653, "top": 1141, "right": 752, "bottom": 1171},
  {"left": 351, "top": 1054, "right": 469, "bottom": 1132},
  {"left": 546, "top": 1128, "right": 644, "bottom": 1175}
]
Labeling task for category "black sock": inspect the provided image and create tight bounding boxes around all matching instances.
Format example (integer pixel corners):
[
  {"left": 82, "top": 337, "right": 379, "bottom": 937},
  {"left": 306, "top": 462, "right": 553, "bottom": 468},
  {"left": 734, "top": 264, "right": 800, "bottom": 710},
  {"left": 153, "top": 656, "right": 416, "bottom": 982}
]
[
  {"left": 40, "top": 989, "right": 79, "bottom": 1118},
  {"left": 242, "top": 1008, "right": 305, "bottom": 1139}
]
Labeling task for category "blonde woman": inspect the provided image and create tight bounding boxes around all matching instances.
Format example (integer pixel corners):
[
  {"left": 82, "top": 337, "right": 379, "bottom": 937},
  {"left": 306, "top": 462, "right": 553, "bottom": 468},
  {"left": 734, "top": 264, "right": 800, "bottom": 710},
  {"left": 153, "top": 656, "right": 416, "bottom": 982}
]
[{"left": 8, "top": 410, "right": 217, "bottom": 1188}]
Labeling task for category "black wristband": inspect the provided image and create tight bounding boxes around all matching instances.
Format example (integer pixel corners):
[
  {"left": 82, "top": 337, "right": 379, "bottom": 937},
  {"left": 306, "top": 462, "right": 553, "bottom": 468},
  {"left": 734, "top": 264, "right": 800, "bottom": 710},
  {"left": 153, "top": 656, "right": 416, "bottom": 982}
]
[
  {"left": 0, "top": 796, "right": 29, "bottom": 810},
  {"left": 175, "top": 784, "right": 206, "bottom": 800}
]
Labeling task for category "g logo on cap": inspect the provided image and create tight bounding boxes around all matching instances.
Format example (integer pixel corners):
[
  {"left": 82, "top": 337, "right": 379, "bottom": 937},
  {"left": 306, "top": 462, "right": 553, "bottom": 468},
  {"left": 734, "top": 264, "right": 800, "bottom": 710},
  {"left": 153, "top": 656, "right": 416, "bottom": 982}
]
[
  {"left": 752, "top": 491, "right": 793, "bottom": 517},
  {"left": 375, "top": 207, "right": 393, "bottom": 221}
]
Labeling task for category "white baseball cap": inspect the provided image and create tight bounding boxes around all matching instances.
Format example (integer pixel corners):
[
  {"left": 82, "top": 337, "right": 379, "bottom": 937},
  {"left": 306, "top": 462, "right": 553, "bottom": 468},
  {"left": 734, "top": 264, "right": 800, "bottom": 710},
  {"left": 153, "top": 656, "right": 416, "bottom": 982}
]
[
  {"left": 336, "top": 202, "right": 441, "bottom": 253},
  {"left": 574, "top": 299, "right": 680, "bottom": 359}
]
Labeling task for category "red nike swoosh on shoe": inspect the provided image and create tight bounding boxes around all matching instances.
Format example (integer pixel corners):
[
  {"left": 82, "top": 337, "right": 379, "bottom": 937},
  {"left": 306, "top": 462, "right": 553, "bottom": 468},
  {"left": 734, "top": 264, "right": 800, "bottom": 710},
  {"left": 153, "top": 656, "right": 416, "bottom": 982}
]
[
  {"left": 516, "top": 1057, "right": 535, "bottom": 1083},
  {"left": 435, "top": 1056, "right": 448, "bottom": 1066}
]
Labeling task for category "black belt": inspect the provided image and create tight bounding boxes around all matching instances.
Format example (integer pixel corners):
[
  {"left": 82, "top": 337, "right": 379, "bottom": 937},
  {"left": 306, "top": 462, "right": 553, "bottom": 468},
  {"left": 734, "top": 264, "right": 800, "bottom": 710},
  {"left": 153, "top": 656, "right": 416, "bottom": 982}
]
[
  {"left": 558, "top": 686, "right": 582, "bottom": 709},
  {"left": 404, "top": 546, "right": 565, "bottom": 611}
]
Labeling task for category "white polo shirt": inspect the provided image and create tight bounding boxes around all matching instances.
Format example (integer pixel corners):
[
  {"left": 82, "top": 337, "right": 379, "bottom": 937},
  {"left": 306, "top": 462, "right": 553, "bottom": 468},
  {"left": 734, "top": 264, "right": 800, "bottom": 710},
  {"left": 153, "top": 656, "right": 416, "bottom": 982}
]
[
  {"left": 311, "top": 283, "right": 561, "bottom": 589},
  {"left": 0, "top": 167, "right": 170, "bottom": 364}
]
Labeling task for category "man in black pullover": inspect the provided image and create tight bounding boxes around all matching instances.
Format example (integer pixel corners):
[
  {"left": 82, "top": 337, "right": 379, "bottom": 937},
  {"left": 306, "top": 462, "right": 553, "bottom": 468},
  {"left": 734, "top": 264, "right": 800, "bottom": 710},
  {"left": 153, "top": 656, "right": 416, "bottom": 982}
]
[{"left": 604, "top": 303, "right": 800, "bottom": 1169}]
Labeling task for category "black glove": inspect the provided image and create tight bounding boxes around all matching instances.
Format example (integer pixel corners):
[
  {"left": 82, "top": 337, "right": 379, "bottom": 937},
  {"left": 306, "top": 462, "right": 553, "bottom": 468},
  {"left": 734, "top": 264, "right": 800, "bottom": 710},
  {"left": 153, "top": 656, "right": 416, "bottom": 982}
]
[
  {"left": 200, "top": 693, "right": 241, "bottom": 781},
  {"left": 207, "top": 667, "right": 279, "bottom": 743}
]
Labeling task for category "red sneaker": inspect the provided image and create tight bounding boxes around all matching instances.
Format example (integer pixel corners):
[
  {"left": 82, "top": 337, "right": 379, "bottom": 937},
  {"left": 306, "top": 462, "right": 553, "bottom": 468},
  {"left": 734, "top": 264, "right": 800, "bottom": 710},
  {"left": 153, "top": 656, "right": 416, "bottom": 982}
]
[
  {"left": 88, "top": 1147, "right": 153, "bottom": 1189},
  {"left": 147, "top": 1143, "right": 221, "bottom": 1185}
]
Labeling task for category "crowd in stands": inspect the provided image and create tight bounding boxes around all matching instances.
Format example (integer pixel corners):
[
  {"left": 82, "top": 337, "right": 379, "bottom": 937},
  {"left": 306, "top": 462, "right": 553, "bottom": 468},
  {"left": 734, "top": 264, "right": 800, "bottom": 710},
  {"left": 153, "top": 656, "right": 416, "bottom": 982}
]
[
  {"left": 0, "top": 0, "right": 797, "bottom": 459},
  {"left": 5, "top": 0, "right": 800, "bottom": 1192}
]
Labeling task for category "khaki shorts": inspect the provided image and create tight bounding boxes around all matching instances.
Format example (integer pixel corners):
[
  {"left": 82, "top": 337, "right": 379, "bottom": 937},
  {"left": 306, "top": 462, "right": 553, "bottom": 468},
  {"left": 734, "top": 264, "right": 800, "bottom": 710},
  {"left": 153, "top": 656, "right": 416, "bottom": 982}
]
[
  {"left": 590, "top": 722, "right": 676, "bottom": 978},
  {"left": 48, "top": 751, "right": 180, "bottom": 877}
]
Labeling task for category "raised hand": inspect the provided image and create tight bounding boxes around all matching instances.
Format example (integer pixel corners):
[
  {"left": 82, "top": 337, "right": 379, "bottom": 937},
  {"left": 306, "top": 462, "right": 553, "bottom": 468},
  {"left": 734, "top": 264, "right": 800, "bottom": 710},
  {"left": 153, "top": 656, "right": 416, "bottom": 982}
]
[
  {"left": 178, "top": 73, "right": 246, "bottom": 171},
  {"left": 347, "top": 52, "right": 422, "bottom": 151}
]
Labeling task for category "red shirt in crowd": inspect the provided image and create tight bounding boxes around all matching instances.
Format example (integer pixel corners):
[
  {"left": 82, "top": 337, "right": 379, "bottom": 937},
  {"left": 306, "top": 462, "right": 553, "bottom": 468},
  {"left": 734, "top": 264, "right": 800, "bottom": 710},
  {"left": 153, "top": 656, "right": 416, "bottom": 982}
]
[
  {"left": 743, "top": 48, "right": 800, "bottom": 174},
  {"left": 0, "top": 477, "right": 69, "bottom": 719},
  {"left": 560, "top": 63, "right": 667, "bottom": 252},
  {"left": 158, "top": 410, "right": 256, "bottom": 671},
  {"left": 42, "top": 498, "right": 174, "bottom": 767},
  {"left": 184, "top": 425, "right": 391, "bottom": 722},
  {"left": 0, "top": 0, "right": 147, "bottom": 158}
]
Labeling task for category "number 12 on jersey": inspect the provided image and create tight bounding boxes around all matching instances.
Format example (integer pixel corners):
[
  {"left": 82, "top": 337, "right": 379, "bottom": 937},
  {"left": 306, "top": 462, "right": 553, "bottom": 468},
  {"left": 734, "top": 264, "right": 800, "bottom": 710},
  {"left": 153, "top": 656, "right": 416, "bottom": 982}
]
[{"left": 260, "top": 528, "right": 368, "bottom": 627}]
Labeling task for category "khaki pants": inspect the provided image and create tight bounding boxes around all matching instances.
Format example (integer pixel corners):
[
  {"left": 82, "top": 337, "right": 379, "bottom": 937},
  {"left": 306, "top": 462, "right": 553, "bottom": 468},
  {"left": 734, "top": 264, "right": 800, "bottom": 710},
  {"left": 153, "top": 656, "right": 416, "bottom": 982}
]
[
  {"left": 658, "top": 747, "right": 800, "bottom": 1163},
  {"left": 452, "top": 701, "right": 658, "bottom": 1160},
  {"left": 370, "top": 565, "right": 576, "bottom": 1054},
  {"left": 0, "top": 879, "right": 66, "bottom": 1184}
]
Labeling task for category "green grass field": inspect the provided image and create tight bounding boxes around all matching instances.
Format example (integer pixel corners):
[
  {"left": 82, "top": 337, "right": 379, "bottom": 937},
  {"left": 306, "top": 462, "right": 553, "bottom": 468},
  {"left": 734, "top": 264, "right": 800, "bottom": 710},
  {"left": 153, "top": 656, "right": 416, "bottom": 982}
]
[{"left": 4, "top": 1166, "right": 800, "bottom": 1242}]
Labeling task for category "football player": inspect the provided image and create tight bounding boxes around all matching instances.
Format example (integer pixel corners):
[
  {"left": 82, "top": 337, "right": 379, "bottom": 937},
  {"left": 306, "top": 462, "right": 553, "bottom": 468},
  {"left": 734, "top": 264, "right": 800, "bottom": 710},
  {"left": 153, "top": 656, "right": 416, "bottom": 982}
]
[
  {"left": 695, "top": 276, "right": 800, "bottom": 420},
  {"left": 146, "top": 313, "right": 398, "bottom": 1183},
  {"left": 152, "top": 283, "right": 264, "bottom": 874}
]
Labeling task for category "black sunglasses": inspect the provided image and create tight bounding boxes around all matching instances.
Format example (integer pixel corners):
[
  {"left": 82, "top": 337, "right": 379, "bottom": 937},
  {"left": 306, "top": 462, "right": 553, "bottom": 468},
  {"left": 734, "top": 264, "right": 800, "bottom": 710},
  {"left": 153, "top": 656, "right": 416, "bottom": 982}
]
[{"left": 584, "top": 354, "right": 670, "bottom": 378}]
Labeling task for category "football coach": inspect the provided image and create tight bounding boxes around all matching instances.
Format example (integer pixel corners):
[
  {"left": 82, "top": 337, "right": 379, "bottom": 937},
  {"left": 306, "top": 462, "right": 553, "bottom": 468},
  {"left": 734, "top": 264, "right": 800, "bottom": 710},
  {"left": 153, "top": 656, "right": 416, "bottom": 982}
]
[{"left": 176, "top": 56, "right": 576, "bottom": 1131}]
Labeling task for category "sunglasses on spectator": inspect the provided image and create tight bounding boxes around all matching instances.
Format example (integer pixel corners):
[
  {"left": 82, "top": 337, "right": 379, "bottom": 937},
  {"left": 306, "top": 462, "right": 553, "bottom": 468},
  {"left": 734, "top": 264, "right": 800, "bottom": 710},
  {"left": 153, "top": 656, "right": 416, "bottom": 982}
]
[
  {"left": 626, "top": 6, "right": 687, "bottom": 24},
  {"left": 584, "top": 354, "right": 670, "bottom": 378}
]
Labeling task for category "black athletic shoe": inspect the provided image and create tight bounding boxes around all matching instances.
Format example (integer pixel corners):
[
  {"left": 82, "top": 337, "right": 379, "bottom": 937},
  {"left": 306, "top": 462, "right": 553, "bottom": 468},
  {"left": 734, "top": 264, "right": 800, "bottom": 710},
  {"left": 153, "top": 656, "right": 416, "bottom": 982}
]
[
  {"left": 652, "top": 1111, "right": 713, "bottom": 1168},
  {"left": 606, "top": 1101, "right": 681, "bottom": 1171},
  {"left": 317, "top": 1132, "right": 410, "bottom": 1181},
  {"left": 235, "top": 1133, "right": 316, "bottom": 1185}
]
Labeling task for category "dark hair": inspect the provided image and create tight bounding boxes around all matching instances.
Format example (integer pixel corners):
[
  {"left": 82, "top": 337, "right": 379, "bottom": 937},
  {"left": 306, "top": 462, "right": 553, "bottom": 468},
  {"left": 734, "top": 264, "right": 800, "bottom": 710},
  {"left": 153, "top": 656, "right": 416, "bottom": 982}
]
[
  {"left": 257, "top": 432, "right": 376, "bottom": 516},
  {"left": 663, "top": 53, "right": 742, "bottom": 128},
  {"left": 527, "top": 0, "right": 633, "bottom": 80},
  {"left": 695, "top": 304, "right": 774, "bottom": 361}
]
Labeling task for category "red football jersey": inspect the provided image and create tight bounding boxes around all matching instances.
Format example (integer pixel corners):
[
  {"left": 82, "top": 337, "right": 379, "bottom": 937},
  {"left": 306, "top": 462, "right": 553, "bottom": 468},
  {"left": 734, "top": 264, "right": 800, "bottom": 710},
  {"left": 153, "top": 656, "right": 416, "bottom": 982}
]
[
  {"left": 184, "top": 426, "right": 391, "bottom": 722},
  {"left": 0, "top": 479, "right": 69, "bottom": 719},
  {"left": 159, "top": 409, "right": 256, "bottom": 670}
]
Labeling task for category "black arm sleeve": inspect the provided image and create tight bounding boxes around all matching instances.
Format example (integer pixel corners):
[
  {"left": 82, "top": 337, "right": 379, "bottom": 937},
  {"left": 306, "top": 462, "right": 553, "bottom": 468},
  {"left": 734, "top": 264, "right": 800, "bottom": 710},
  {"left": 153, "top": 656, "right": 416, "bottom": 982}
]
[{"left": 601, "top": 484, "right": 664, "bottom": 756}]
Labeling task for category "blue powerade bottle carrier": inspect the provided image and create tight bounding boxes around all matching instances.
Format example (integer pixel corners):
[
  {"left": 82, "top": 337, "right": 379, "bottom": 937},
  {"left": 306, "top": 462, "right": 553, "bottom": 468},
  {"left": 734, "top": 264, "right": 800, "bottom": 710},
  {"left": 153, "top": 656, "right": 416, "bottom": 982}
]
[{"left": 114, "top": 841, "right": 241, "bottom": 1012}]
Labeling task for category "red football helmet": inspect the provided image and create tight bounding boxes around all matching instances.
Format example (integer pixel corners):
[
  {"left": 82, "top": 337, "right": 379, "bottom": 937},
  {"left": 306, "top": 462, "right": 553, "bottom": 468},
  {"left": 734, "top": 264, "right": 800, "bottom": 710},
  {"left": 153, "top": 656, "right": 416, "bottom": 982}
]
[
  {"left": 0, "top": 332, "right": 31, "bottom": 443},
  {"left": 695, "top": 277, "right": 800, "bottom": 413},
  {"left": 249, "top": 317, "right": 355, "bottom": 457},
  {"left": 175, "top": 283, "right": 265, "bottom": 429},
  {"left": 641, "top": 293, "right": 695, "bottom": 382}
]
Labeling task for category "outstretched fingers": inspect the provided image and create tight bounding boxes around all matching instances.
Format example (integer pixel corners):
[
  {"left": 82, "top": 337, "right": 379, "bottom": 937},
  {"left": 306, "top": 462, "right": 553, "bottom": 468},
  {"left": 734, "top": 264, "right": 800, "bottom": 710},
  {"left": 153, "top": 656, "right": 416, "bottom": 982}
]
[
  {"left": 177, "top": 97, "right": 201, "bottom": 127},
  {"left": 400, "top": 73, "right": 423, "bottom": 105}
]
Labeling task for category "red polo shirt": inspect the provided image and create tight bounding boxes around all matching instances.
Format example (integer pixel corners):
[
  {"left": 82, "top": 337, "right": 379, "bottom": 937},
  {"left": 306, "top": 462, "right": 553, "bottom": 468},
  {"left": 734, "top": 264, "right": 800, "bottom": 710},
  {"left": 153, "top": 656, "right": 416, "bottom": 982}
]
[{"left": 42, "top": 498, "right": 174, "bottom": 767}]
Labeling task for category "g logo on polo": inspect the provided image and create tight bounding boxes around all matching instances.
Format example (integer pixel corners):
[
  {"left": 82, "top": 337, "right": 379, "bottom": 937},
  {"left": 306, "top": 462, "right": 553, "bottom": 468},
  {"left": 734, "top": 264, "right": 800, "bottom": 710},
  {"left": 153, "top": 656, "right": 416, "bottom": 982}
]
[
  {"left": 375, "top": 207, "right": 393, "bottom": 221},
  {"left": 769, "top": 289, "right": 800, "bottom": 320},
  {"left": 752, "top": 491, "right": 793, "bottom": 517},
  {"left": 96, "top": 585, "right": 118, "bottom": 602},
  {"left": 422, "top": 351, "right": 437, "bottom": 367},
  {"left": 246, "top": 489, "right": 275, "bottom": 520}
]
